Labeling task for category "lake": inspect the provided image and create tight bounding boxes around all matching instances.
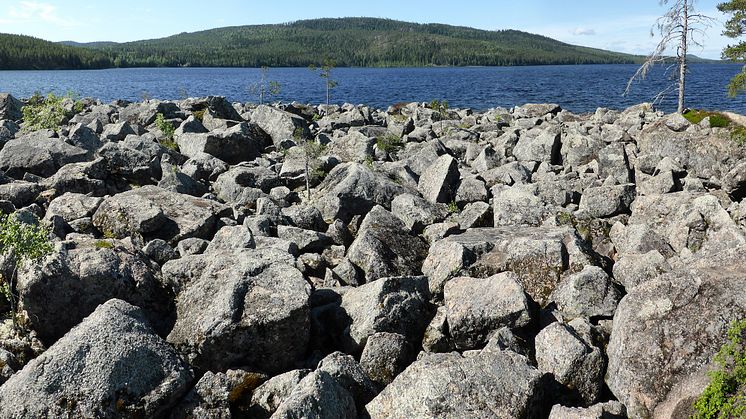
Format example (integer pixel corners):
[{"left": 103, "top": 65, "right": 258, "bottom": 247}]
[{"left": 1, "top": 64, "right": 745, "bottom": 114}]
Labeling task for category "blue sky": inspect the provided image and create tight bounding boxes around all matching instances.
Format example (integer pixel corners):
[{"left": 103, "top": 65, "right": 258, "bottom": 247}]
[{"left": 0, "top": 0, "right": 734, "bottom": 59}]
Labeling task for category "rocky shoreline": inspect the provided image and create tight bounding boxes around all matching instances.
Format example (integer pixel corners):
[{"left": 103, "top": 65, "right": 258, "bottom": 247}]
[{"left": 0, "top": 92, "right": 744, "bottom": 418}]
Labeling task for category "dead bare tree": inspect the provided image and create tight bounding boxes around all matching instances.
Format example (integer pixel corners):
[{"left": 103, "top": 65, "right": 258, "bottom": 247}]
[{"left": 625, "top": 0, "right": 714, "bottom": 113}]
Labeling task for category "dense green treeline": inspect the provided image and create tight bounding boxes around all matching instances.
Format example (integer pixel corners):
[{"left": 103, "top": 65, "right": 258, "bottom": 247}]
[
  {"left": 0, "top": 34, "right": 112, "bottom": 70},
  {"left": 3, "top": 18, "right": 645, "bottom": 70}
]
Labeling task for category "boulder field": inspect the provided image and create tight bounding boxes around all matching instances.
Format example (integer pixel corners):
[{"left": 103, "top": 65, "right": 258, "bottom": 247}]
[{"left": 0, "top": 93, "right": 745, "bottom": 418}]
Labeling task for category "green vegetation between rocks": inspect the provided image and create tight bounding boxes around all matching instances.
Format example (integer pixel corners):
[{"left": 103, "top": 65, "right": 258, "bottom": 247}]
[
  {"left": 376, "top": 134, "right": 404, "bottom": 154},
  {"left": 155, "top": 112, "right": 178, "bottom": 151},
  {"left": 683, "top": 109, "right": 746, "bottom": 145},
  {"left": 21, "top": 92, "right": 82, "bottom": 132},
  {"left": 0, "top": 214, "right": 53, "bottom": 328},
  {"left": 693, "top": 319, "right": 746, "bottom": 418}
]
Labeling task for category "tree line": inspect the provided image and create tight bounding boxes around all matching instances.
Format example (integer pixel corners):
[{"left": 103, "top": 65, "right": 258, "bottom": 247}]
[{"left": 1, "top": 18, "right": 641, "bottom": 71}]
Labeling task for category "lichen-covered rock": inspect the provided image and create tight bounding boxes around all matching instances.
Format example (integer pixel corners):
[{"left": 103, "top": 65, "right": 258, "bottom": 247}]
[
  {"left": 176, "top": 122, "right": 266, "bottom": 164},
  {"left": 366, "top": 349, "right": 545, "bottom": 418},
  {"left": 92, "top": 185, "right": 223, "bottom": 244},
  {"left": 444, "top": 273, "right": 532, "bottom": 350},
  {"left": 335, "top": 276, "right": 432, "bottom": 353},
  {"left": 347, "top": 205, "right": 429, "bottom": 281},
  {"left": 418, "top": 154, "right": 460, "bottom": 204},
  {"left": 550, "top": 266, "right": 621, "bottom": 320},
  {"left": 0, "top": 135, "right": 89, "bottom": 178},
  {"left": 250, "top": 369, "right": 312, "bottom": 417},
  {"left": 17, "top": 237, "right": 173, "bottom": 345},
  {"left": 167, "top": 248, "right": 310, "bottom": 373},
  {"left": 548, "top": 401, "right": 626, "bottom": 419},
  {"left": 606, "top": 245, "right": 746, "bottom": 418},
  {"left": 359, "top": 332, "right": 414, "bottom": 386},
  {"left": 0, "top": 299, "right": 193, "bottom": 418},
  {"left": 536, "top": 322, "right": 605, "bottom": 405},
  {"left": 270, "top": 370, "right": 356, "bottom": 419},
  {"left": 312, "top": 162, "right": 407, "bottom": 222},
  {"left": 250, "top": 105, "right": 310, "bottom": 148}
]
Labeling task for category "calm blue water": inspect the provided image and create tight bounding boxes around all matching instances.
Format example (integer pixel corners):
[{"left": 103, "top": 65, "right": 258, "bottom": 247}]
[{"left": 1, "top": 64, "right": 745, "bottom": 114}]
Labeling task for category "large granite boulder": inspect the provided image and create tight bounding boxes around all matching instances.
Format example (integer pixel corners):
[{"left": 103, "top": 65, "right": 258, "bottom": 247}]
[
  {"left": 0, "top": 93, "right": 23, "bottom": 121},
  {"left": 0, "top": 135, "right": 89, "bottom": 178},
  {"left": 606, "top": 245, "right": 746, "bottom": 418},
  {"left": 92, "top": 186, "right": 223, "bottom": 245},
  {"left": 423, "top": 227, "right": 602, "bottom": 305},
  {"left": 17, "top": 237, "right": 173, "bottom": 345},
  {"left": 0, "top": 299, "right": 192, "bottom": 418},
  {"left": 251, "top": 105, "right": 310, "bottom": 148},
  {"left": 347, "top": 205, "right": 429, "bottom": 281},
  {"left": 176, "top": 122, "right": 266, "bottom": 165},
  {"left": 167, "top": 248, "right": 311, "bottom": 373},
  {"left": 312, "top": 162, "right": 407, "bottom": 222},
  {"left": 366, "top": 349, "right": 545, "bottom": 418}
]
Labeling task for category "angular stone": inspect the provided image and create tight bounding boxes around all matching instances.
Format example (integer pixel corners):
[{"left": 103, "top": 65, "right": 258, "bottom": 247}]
[
  {"left": 17, "top": 237, "right": 173, "bottom": 345},
  {"left": 92, "top": 186, "right": 223, "bottom": 245},
  {"left": 167, "top": 248, "right": 310, "bottom": 373},
  {"left": 550, "top": 266, "right": 621, "bottom": 319},
  {"left": 418, "top": 154, "right": 460, "bottom": 204},
  {"left": 347, "top": 206, "right": 429, "bottom": 281},
  {"left": 444, "top": 273, "right": 532, "bottom": 350},
  {"left": 0, "top": 299, "right": 192, "bottom": 418},
  {"left": 366, "top": 350, "right": 544, "bottom": 418}
]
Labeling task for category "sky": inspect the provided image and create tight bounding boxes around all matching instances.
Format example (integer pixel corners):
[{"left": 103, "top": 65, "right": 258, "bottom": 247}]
[{"left": 0, "top": 0, "right": 736, "bottom": 59}]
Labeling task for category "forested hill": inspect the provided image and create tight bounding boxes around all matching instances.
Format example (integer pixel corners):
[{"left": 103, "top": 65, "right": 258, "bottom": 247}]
[
  {"left": 4, "top": 18, "right": 647, "bottom": 70},
  {"left": 79, "top": 18, "right": 642, "bottom": 67},
  {"left": 0, "top": 34, "right": 112, "bottom": 70}
]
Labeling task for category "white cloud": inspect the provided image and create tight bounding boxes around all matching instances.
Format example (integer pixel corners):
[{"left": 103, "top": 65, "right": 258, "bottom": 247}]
[
  {"left": 573, "top": 27, "right": 596, "bottom": 36},
  {"left": 4, "top": 1, "right": 75, "bottom": 28}
]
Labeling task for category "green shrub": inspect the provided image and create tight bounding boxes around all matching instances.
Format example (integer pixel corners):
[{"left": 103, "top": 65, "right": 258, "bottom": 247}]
[
  {"left": 0, "top": 214, "right": 53, "bottom": 328},
  {"left": 193, "top": 109, "right": 206, "bottom": 121},
  {"left": 683, "top": 109, "right": 732, "bottom": 128},
  {"left": 376, "top": 133, "right": 404, "bottom": 154},
  {"left": 94, "top": 240, "right": 114, "bottom": 249},
  {"left": 693, "top": 319, "right": 746, "bottom": 418},
  {"left": 430, "top": 99, "right": 450, "bottom": 120},
  {"left": 447, "top": 200, "right": 459, "bottom": 214},
  {"left": 732, "top": 126, "right": 746, "bottom": 146},
  {"left": 155, "top": 113, "right": 178, "bottom": 150},
  {"left": 21, "top": 92, "right": 69, "bottom": 131}
]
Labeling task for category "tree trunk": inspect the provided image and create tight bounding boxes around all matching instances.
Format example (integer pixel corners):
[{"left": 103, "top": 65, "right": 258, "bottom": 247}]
[
  {"left": 305, "top": 155, "right": 311, "bottom": 200},
  {"left": 678, "top": 1, "right": 689, "bottom": 114},
  {"left": 326, "top": 83, "right": 330, "bottom": 106}
]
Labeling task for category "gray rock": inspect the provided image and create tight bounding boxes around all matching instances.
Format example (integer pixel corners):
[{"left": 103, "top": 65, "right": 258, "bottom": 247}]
[
  {"left": 174, "top": 115, "right": 208, "bottom": 136},
  {"left": 251, "top": 105, "right": 309, "bottom": 147},
  {"left": 336, "top": 276, "right": 431, "bottom": 353},
  {"left": 598, "top": 143, "right": 632, "bottom": 184},
  {"left": 548, "top": 401, "right": 626, "bottom": 419},
  {"left": 176, "top": 122, "right": 266, "bottom": 164},
  {"left": 612, "top": 250, "right": 671, "bottom": 290},
  {"left": 92, "top": 186, "right": 223, "bottom": 245},
  {"left": 205, "top": 225, "right": 255, "bottom": 253},
  {"left": 176, "top": 237, "right": 209, "bottom": 256},
  {"left": 0, "top": 181, "right": 42, "bottom": 208},
  {"left": 366, "top": 349, "right": 545, "bottom": 418},
  {"left": 17, "top": 237, "right": 173, "bottom": 345},
  {"left": 167, "top": 248, "right": 310, "bottom": 373},
  {"left": 0, "top": 94, "right": 23, "bottom": 121},
  {"left": 455, "top": 176, "right": 489, "bottom": 205},
  {"left": 43, "top": 192, "right": 103, "bottom": 223},
  {"left": 282, "top": 205, "right": 327, "bottom": 232},
  {"left": 455, "top": 201, "right": 492, "bottom": 229},
  {"left": 579, "top": 184, "right": 636, "bottom": 218},
  {"left": 550, "top": 266, "right": 621, "bottom": 319},
  {"left": 142, "top": 238, "right": 178, "bottom": 265},
  {"left": 493, "top": 186, "right": 551, "bottom": 227},
  {"left": 0, "top": 135, "right": 89, "bottom": 178},
  {"left": 444, "top": 273, "right": 532, "bottom": 350},
  {"left": 359, "top": 332, "right": 413, "bottom": 388},
  {"left": 312, "top": 162, "right": 407, "bottom": 222},
  {"left": 391, "top": 193, "right": 449, "bottom": 233},
  {"left": 513, "top": 129, "right": 561, "bottom": 164},
  {"left": 422, "top": 306, "right": 454, "bottom": 353},
  {"left": 101, "top": 121, "right": 136, "bottom": 142},
  {"left": 250, "top": 369, "right": 312, "bottom": 417},
  {"left": 328, "top": 130, "right": 375, "bottom": 163},
  {"left": 181, "top": 152, "right": 229, "bottom": 182},
  {"left": 97, "top": 141, "right": 159, "bottom": 182},
  {"left": 347, "top": 206, "right": 429, "bottom": 281},
  {"left": 482, "top": 161, "right": 532, "bottom": 187},
  {"left": 270, "top": 370, "right": 356, "bottom": 419},
  {"left": 536, "top": 322, "right": 604, "bottom": 405},
  {"left": 606, "top": 245, "right": 746, "bottom": 418},
  {"left": 41, "top": 158, "right": 108, "bottom": 196},
  {"left": 170, "top": 369, "right": 264, "bottom": 419},
  {"left": 418, "top": 154, "right": 460, "bottom": 204},
  {"left": 0, "top": 299, "right": 192, "bottom": 418},
  {"left": 277, "top": 225, "right": 331, "bottom": 254},
  {"left": 68, "top": 124, "right": 103, "bottom": 152},
  {"left": 317, "top": 352, "right": 378, "bottom": 408},
  {"left": 513, "top": 103, "right": 561, "bottom": 118},
  {"left": 423, "top": 227, "right": 600, "bottom": 305}
]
